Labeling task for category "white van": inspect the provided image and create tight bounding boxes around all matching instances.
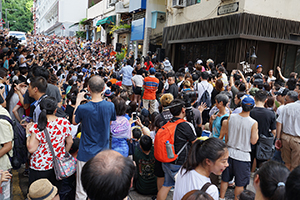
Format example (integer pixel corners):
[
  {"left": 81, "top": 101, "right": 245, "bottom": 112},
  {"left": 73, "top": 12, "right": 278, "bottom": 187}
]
[{"left": 7, "top": 31, "right": 27, "bottom": 46}]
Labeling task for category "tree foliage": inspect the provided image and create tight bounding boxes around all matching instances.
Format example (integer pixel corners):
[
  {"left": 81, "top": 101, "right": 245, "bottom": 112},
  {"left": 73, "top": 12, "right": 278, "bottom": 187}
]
[{"left": 2, "top": 0, "right": 33, "bottom": 32}]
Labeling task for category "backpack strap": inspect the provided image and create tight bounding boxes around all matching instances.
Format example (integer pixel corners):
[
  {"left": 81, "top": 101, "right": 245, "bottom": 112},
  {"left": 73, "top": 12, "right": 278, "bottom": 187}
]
[
  {"left": 200, "top": 182, "right": 213, "bottom": 192},
  {"left": 0, "top": 115, "right": 13, "bottom": 126},
  {"left": 0, "top": 115, "right": 13, "bottom": 158}
]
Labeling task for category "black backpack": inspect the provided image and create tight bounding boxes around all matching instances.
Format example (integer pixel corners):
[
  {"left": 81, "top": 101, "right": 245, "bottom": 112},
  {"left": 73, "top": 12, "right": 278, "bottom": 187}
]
[
  {"left": 199, "top": 84, "right": 212, "bottom": 108},
  {"left": 0, "top": 115, "right": 28, "bottom": 169}
]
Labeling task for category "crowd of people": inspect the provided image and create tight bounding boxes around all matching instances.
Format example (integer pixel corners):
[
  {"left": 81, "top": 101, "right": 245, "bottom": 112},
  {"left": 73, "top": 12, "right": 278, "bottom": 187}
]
[{"left": 0, "top": 28, "right": 300, "bottom": 200}]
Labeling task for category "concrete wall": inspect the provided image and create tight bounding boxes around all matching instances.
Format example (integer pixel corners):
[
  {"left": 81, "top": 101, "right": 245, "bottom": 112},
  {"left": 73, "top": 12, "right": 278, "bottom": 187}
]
[{"left": 167, "top": 0, "right": 300, "bottom": 27}]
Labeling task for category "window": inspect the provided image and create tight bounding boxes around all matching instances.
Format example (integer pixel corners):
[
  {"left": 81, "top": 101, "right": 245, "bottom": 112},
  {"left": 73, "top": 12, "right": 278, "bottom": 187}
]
[{"left": 187, "top": 0, "right": 200, "bottom": 6}]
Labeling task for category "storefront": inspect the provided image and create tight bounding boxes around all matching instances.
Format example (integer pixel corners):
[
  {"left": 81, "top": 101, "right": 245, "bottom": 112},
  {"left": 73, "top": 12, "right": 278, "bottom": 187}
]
[{"left": 163, "top": 13, "right": 300, "bottom": 74}]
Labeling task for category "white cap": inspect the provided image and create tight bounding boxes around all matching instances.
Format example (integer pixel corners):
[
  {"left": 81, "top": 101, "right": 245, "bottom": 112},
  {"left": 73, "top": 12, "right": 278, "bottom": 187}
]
[{"left": 197, "top": 60, "right": 203, "bottom": 65}]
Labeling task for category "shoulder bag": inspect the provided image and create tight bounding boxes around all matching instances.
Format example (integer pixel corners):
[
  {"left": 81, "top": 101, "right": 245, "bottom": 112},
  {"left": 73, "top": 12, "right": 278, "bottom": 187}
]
[
  {"left": 256, "top": 133, "right": 275, "bottom": 160},
  {"left": 44, "top": 128, "right": 76, "bottom": 180}
]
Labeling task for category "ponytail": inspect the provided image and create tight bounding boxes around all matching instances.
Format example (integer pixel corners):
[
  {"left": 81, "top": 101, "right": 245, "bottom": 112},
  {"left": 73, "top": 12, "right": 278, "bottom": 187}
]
[
  {"left": 37, "top": 96, "right": 57, "bottom": 131},
  {"left": 181, "top": 140, "right": 204, "bottom": 175},
  {"left": 37, "top": 109, "right": 47, "bottom": 131},
  {"left": 181, "top": 138, "right": 227, "bottom": 175}
]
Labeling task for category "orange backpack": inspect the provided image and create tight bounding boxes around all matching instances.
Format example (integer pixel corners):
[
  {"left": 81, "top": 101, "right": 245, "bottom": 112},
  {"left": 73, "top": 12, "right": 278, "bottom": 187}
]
[{"left": 154, "top": 118, "right": 188, "bottom": 163}]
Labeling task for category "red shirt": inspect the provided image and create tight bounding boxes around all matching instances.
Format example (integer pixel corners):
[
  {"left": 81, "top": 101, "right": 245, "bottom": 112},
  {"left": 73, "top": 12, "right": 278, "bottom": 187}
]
[{"left": 144, "top": 61, "right": 154, "bottom": 71}]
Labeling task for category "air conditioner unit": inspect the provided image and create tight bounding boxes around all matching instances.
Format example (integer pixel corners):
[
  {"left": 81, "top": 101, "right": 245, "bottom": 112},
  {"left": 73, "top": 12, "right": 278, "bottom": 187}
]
[
  {"left": 109, "top": 0, "right": 117, "bottom": 6},
  {"left": 115, "top": 1, "right": 129, "bottom": 13},
  {"left": 172, "top": 0, "right": 186, "bottom": 8}
]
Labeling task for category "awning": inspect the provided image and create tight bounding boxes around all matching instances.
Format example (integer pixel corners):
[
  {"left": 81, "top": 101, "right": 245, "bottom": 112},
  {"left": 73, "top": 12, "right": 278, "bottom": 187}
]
[{"left": 96, "top": 16, "right": 116, "bottom": 26}]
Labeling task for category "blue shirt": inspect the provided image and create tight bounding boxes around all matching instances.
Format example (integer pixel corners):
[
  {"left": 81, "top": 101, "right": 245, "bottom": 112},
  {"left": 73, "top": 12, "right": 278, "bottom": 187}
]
[
  {"left": 119, "top": 65, "right": 133, "bottom": 86},
  {"left": 75, "top": 100, "right": 116, "bottom": 162},
  {"left": 212, "top": 113, "right": 229, "bottom": 142}
]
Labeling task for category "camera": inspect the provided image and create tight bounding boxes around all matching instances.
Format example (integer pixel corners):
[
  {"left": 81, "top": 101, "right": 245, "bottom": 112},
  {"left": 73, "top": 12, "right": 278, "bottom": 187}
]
[{"left": 84, "top": 93, "right": 91, "bottom": 100}]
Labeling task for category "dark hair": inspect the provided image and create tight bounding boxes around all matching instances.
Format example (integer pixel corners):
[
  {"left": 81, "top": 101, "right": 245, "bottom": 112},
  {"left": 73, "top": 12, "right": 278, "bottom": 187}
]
[
  {"left": 81, "top": 150, "right": 135, "bottom": 200},
  {"left": 132, "top": 128, "right": 142, "bottom": 139},
  {"left": 241, "top": 104, "right": 254, "bottom": 112},
  {"left": 88, "top": 75, "right": 104, "bottom": 93},
  {"left": 285, "top": 165, "right": 300, "bottom": 200},
  {"left": 37, "top": 96, "right": 57, "bottom": 131},
  {"left": 0, "top": 68, "right": 7, "bottom": 78},
  {"left": 182, "top": 138, "right": 227, "bottom": 175},
  {"left": 5, "top": 80, "right": 21, "bottom": 111},
  {"left": 239, "top": 83, "right": 246, "bottom": 92},
  {"left": 239, "top": 190, "right": 255, "bottom": 200},
  {"left": 255, "top": 161, "right": 289, "bottom": 200},
  {"left": 32, "top": 66, "right": 50, "bottom": 80},
  {"left": 264, "top": 96, "right": 275, "bottom": 109},
  {"left": 169, "top": 99, "right": 185, "bottom": 116},
  {"left": 255, "top": 90, "right": 268, "bottom": 102},
  {"left": 215, "top": 94, "right": 229, "bottom": 106},
  {"left": 112, "top": 97, "right": 127, "bottom": 116},
  {"left": 30, "top": 76, "right": 48, "bottom": 94},
  {"left": 201, "top": 71, "right": 209, "bottom": 80},
  {"left": 139, "top": 135, "right": 152, "bottom": 152},
  {"left": 286, "top": 78, "right": 297, "bottom": 90},
  {"left": 215, "top": 79, "right": 224, "bottom": 92}
]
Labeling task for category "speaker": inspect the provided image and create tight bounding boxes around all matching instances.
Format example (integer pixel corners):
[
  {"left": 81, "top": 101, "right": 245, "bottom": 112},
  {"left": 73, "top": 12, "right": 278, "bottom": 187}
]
[
  {"left": 156, "top": 48, "right": 165, "bottom": 62},
  {"left": 116, "top": 43, "right": 122, "bottom": 52}
]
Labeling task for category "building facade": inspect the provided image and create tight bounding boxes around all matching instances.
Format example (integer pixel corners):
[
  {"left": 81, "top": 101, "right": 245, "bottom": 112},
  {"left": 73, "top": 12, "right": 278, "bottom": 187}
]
[
  {"left": 34, "top": 0, "right": 88, "bottom": 36},
  {"left": 163, "top": 0, "right": 300, "bottom": 75}
]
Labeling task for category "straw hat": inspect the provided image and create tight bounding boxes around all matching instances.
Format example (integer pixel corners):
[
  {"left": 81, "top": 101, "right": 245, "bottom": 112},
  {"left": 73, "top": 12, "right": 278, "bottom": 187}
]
[{"left": 27, "top": 179, "right": 57, "bottom": 200}]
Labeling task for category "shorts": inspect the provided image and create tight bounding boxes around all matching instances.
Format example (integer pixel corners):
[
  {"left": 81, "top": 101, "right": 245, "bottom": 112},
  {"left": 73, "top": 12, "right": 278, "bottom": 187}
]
[
  {"left": 154, "top": 159, "right": 164, "bottom": 178},
  {"left": 221, "top": 157, "right": 251, "bottom": 187},
  {"left": 122, "top": 85, "right": 133, "bottom": 96},
  {"left": 161, "top": 163, "right": 181, "bottom": 187},
  {"left": 134, "top": 86, "right": 142, "bottom": 95}
]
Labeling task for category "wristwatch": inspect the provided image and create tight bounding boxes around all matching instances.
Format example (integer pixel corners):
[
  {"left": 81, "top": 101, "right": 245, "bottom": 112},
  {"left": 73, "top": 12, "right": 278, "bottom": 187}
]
[{"left": 26, "top": 133, "right": 32, "bottom": 138}]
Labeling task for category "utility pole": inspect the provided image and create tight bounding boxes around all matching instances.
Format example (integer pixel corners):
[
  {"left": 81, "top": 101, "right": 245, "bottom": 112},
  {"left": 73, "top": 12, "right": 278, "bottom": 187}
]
[{"left": 0, "top": 0, "right": 2, "bottom": 30}]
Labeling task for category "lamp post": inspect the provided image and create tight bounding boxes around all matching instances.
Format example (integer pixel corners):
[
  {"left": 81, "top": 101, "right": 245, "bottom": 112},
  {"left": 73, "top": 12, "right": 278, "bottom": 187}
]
[
  {"left": 5, "top": 8, "right": 18, "bottom": 28},
  {"left": 7, "top": 20, "right": 16, "bottom": 30}
]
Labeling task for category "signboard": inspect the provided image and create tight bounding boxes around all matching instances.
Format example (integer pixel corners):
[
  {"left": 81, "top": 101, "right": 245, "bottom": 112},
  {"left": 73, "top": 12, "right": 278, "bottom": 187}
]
[
  {"left": 217, "top": 2, "right": 239, "bottom": 15},
  {"left": 97, "top": 27, "right": 101, "bottom": 32}
]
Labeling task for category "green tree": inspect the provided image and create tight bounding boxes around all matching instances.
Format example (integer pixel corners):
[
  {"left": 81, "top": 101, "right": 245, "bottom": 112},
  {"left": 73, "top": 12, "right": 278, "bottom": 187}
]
[{"left": 2, "top": 0, "right": 33, "bottom": 32}]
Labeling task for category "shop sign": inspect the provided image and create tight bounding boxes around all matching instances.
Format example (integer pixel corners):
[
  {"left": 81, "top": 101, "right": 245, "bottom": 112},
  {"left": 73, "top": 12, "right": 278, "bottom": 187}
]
[{"left": 217, "top": 2, "right": 239, "bottom": 15}]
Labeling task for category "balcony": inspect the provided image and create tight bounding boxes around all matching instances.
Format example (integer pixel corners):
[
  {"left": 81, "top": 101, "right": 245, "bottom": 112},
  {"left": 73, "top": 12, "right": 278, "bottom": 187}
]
[{"left": 129, "top": 0, "right": 146, "bottom": 13}]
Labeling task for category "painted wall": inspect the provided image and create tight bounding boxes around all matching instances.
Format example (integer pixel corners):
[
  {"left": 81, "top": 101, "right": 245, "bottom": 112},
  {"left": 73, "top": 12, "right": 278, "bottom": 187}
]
[
  {"left": 167, "top": 0, "right": 300, "bottom": 27},
  {"left": 59, "top": 0, "right": 88, "bottom": 22}
]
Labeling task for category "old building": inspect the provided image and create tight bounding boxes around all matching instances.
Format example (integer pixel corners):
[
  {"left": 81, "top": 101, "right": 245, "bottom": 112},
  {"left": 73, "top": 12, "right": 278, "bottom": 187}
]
[{"left": 163, "top": 0, "right": 300, "bottom": 75}]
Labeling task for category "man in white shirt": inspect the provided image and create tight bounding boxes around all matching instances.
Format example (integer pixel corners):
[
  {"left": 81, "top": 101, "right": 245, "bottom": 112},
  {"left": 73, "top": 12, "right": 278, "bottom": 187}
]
[{"left": 275, "top": 92, "right": 300, "bottom": 171}]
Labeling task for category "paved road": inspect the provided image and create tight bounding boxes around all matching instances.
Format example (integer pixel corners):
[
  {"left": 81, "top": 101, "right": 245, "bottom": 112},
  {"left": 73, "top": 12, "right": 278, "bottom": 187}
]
[{"left": 12, "top": 166, "right": 255, "bottom": 200}]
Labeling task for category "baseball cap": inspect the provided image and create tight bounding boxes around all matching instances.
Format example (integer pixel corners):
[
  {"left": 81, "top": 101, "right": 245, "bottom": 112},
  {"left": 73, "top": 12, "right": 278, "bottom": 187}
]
[
  {"left": 241, "top": 95, "right": 255, "bottom": 106},
  {"left": 104, "top": 89, "right": 114, "bottom": 97},
  {"left": 149, "top": 68, "right": 156, "bottom": 74},
  {"left": 256, "top": 65, "right": 263, "bottom": 69},
  {"left": 197, "top": 60, "right": 203, "bottom": 65},
  {"left": 274, "top": 87, "right": 289, "bottom": 96}
]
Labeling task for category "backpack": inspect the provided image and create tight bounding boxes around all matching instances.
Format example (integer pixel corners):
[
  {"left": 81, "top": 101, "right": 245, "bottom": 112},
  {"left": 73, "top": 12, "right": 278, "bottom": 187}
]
[
  {"left": 0, "top": 115, "right": 28, "bottom": 169},
  {"left": 199, "top": 83, "right": 211, "bottom": 108},
  {"left": 154, "top": 118, "right": 188, "bottom": 163}
]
